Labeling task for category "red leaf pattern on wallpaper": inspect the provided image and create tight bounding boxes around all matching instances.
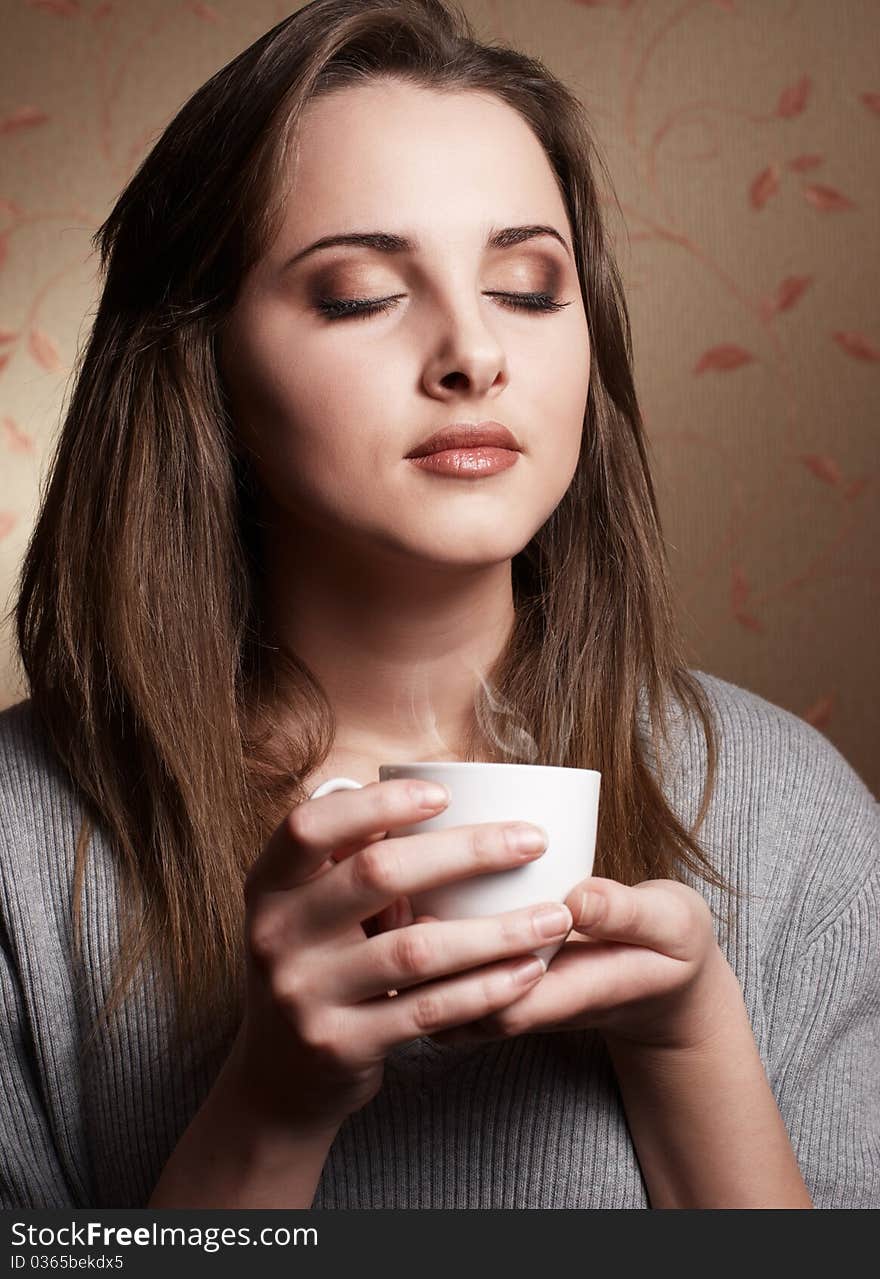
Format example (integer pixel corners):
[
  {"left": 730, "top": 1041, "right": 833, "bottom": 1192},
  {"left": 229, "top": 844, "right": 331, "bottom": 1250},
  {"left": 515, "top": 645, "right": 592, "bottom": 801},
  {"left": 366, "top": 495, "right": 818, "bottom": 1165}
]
[
  {"left": 0, "top": 353, "right": 10, "bottom": 377},
  {"left": 832, "top": 331, "right": 880, "bottom": 362},
  {"left": 186, "top": 2, "right": 222, "bottom": 21},
  {"left": 28, "top": 329, "right": 63, "bottom": 372},
  {"left": 0, "top": 330, "right": 17, "bottom": 344},
  {"left": 749, "top": 165, "right": 780, "bottom": 210},
  {"left": 803, "top": 693, "right": 835, "bottom": 730},
  {"left": 1, "top": 418, "right": 35, "bottom": 455},
  {"left": 788, "top": 154, "right": 823, "bottom": 172},
  {"left": 800, "top": 455, "right": 842, "bottom": 487},
  {"left": 25, "top": 0, "right": 81, "bottom": 15},
  {"left": 777, "top": 76, "right": 812, "bottom": 117},
  {"left": 802, "top": 184, "right": 856, "bottom": 211},
  {"left": 859, "top": 92, "right": 880, "bottom": 114},
  {"left": 731, "top": 564, "right": 750, "bottom": 613},
  {"left": 0, "top": 513, "right": 18, "bottom": 541},
  {"left": 694, "top": 345, "right": 755, "bottom": 374},
  {"left": 0, "top": 108, "right": 50, "bottom": 136},
  {"left": 844, "top": 478, "right": 869, "bottom": 502},
  {"left": 730, "top": 565, "right": 763, "bottom": 632},
  {"left": 760, "top": 275, "right": 812, "bottom": 320}
]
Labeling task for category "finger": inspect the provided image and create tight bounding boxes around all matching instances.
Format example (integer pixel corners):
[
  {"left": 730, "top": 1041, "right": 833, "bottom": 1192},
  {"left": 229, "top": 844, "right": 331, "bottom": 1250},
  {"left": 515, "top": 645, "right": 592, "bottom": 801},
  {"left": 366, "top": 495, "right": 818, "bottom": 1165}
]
[
  {"left": 350, "top": 951, "right": 550, "bottom": 1056},
  {"left": 340, "top": 902, "right": 570, "bottom": 1003},
  {"left": 431, "top": 942, "right": 665, "bottom": 1046},
  {"left": 304, "top": 818, "right": 550, "bottom": 937},
  {"left": 345, "top": 833, "right": 400, "bottom": 939},
  {"left": 247, "top": 778, "right": 449, "bottom": 896},
  {"left": 568, "top": 877, "right": 708, "bottom": 960},
  {"left": 367, "top": 896, "right": 414, "bottom": 936}
]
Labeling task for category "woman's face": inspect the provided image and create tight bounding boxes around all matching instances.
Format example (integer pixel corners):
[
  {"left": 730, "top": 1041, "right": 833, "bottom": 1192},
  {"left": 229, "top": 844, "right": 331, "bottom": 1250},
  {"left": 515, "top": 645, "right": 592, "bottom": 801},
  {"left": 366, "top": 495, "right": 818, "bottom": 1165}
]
[{"left": 220, "top": 79, "right": 590, "bottom": 572}]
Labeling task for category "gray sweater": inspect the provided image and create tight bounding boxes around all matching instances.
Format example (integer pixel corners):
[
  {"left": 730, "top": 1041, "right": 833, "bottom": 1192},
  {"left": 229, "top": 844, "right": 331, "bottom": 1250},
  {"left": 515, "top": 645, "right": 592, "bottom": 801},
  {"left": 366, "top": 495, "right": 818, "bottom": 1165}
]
[{"left": 0, "top": 671, "right": 878, "bottom": 1209}]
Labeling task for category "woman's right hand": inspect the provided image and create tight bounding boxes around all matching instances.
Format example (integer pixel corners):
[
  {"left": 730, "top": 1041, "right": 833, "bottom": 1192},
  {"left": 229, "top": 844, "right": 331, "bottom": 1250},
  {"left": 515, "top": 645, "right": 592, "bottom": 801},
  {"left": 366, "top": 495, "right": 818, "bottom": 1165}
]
[{"left": 226, "top": 778, "right": 572, "bottom": 1137}]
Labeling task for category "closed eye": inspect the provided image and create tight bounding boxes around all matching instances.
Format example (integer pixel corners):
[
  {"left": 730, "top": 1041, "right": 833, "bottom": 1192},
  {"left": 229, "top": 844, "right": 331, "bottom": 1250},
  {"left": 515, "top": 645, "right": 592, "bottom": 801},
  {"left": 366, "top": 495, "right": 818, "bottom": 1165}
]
[{"left": 314, "top": 291, "right": 572, "bottom": 321}]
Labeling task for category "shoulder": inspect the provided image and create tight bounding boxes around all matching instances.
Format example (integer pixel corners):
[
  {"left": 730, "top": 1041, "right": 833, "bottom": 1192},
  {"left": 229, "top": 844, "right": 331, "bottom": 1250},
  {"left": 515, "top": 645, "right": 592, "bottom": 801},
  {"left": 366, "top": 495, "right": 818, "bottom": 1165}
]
[
  {"left": 686, "top": 667, "right": 875, "bottom": 822},
  {"left": 0, "top": 697, "right": 84, "bottom": 835},
  {"left": 682, "top": 670, "right": 878, "bottom": 937},
  {"left": 0, "top": 698, "right": 91, "bottom": 935}
]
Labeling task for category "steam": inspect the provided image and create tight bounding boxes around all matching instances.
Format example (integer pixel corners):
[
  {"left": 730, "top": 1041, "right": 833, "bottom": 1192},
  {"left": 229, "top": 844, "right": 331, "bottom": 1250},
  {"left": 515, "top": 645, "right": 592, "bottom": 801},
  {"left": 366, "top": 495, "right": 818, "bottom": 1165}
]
[
  {"left": 471, "top": 665, "right": 540, "bottom": 763},
  {"left": 391, "top": 677, "right": 454, "bottom": 758},
  {"left": 387, "top": 657, "right": 540, "bottom": 763}
]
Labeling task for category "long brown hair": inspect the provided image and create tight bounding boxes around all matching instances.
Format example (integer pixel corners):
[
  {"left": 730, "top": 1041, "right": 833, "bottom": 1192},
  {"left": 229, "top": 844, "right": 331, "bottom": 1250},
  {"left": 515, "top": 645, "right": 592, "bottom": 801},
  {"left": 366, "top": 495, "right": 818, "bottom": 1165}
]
[{"left": 7, "top": 0, "right": 727, "bottom": 1055}]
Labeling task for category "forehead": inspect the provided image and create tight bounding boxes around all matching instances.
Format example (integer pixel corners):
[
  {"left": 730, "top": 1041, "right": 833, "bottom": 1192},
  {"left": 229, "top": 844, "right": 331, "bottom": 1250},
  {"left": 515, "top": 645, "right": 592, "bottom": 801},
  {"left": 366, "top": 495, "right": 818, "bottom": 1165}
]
[{"left": 282, "top": 80, "right": 566, "bottom": 236}]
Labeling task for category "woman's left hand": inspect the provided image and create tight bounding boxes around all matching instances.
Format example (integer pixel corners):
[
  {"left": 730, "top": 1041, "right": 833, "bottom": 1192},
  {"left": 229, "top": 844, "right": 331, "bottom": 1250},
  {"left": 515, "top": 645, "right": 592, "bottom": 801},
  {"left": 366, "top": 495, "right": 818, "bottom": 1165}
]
[{"left": 424, "top": 876, "right": 733, "bottom": 1051}]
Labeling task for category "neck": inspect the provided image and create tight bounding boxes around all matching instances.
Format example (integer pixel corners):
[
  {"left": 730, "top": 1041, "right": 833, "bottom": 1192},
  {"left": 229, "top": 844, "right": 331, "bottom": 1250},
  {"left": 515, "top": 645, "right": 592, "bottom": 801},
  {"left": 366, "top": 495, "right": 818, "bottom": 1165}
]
[{"left": 258, "top": 512, "right": 518, "bottom": 763}]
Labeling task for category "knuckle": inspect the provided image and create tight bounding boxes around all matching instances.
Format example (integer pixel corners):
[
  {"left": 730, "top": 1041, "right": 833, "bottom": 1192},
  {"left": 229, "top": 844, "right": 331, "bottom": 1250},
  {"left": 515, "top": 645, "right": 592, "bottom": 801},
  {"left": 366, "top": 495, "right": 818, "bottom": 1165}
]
[
  {"left": 390, "top": 925, "right": 433, "bottom": 978},
  {"left": 246, "top": 914, "right": 280, "bottom": 969},
  {"left": 286, "top": 802, "right": 317, "bottom": 847},
  {"left": 364, "top": 781, "right": 391, "bottom": 819},
  {"left": 412, "top": 990, "right": 446, "bottom": 1034},
  {"left": 693, "top": 894, "right": 713, "bottom": 929},
  {"left": 266, "top": 961, "right": 304, "bottom": 1009},
  {"left": 675, "top": 882, "right": 710, "bottom": 921},
  {"left": 618, "top": 891, "right": 640, "bottom": 934},
  {"left": 470, "top": 823, "right": 501, "bottom": 859},
  {"left": 498, "top": 912, "right": 532, "bottom": 948},
  {"left": 485, "top": 970, "right": 516, "bottom": 1003},
  {"left": 298, "top": 1010, "right": 344, "bottom": 1063},
  {"left": 354, "top": 843, "right": 400, "bottom": 895}
]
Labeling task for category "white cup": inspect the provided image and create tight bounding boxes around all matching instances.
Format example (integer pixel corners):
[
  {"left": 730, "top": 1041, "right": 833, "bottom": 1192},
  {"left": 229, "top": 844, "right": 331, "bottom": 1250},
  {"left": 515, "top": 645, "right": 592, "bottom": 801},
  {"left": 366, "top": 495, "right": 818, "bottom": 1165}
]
[{"left": 309, "top": 762, "right": 601, "bottom": 967}]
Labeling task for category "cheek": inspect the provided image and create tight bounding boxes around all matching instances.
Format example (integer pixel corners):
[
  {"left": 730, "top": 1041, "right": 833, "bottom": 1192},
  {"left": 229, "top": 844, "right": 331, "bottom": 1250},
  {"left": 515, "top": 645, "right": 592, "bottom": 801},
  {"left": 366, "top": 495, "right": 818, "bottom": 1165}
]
[
  {"left": 225, "top": 338, "right": 342, "bottom": 465},
  {"left": 563, "top": 309, "right": 591, "bottom": 406},
  {"left": 532, "top": 325, "right": 588, "bottom": 448}
]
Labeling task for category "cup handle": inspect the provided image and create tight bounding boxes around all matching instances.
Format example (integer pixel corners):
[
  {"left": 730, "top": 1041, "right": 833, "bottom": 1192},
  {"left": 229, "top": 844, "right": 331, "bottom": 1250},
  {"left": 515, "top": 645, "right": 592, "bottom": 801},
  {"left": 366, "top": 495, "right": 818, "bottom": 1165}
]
[{"left": 308, "top": 776, "right": 365, "bottom": 801}]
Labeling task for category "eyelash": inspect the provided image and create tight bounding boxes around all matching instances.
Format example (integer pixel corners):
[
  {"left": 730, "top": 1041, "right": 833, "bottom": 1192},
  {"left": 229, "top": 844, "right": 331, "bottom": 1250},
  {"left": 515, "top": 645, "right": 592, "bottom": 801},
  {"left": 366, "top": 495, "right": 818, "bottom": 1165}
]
[{"left": 314, "top": 291, "right": 571, "bottom": 321}]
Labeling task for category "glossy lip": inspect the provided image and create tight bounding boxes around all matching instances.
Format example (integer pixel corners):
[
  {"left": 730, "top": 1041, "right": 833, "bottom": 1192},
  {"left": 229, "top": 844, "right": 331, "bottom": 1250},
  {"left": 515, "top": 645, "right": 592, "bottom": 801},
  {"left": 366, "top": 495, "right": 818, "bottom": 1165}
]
[
  {"left": 407, "top": 447, "right": 520, "bottom": 477},
  {"left": 405, "top": 421, "right": 521, "bottom": 458}
]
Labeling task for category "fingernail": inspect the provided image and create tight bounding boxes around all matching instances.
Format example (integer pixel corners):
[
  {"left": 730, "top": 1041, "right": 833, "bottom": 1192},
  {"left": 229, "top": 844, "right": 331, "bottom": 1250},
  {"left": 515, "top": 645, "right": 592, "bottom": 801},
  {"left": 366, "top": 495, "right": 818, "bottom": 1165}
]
[
  {"left": 506, "top": 823, "right": 548, "bottom": 854},
  {"left": 513, "top": 956, "right": 546, "bottom": 985},
  {"left": 413, "top": 782, "right": 450, "bottom": 810},
  {"left": 532, "top": 904, "right": 572, "bottom": 938}
]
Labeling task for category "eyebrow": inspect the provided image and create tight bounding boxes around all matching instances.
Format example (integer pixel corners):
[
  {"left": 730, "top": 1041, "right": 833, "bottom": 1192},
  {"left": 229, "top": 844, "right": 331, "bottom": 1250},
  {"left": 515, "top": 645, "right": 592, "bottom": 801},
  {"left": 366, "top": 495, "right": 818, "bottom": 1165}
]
[{"left": 282, "top": 224, "right": 571, "bottom": 269}]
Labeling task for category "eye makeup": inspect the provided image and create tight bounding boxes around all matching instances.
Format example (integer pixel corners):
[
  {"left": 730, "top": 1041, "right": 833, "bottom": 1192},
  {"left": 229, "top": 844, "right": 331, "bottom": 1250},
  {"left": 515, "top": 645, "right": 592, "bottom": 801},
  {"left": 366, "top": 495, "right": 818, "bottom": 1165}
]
[
  {"left": 313, "top": 291, "right": 571, "bottom": 321},
  {"left": 305, "top": 250, "right": 571, "bottom": 323}
]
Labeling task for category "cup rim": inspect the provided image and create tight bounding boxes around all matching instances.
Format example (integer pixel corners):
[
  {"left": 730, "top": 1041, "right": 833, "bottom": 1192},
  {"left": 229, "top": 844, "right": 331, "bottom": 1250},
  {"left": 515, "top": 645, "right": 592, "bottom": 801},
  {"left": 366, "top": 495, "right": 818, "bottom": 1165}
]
[{"left": 379, "top": 761, "right": 600, "bottom": 777}]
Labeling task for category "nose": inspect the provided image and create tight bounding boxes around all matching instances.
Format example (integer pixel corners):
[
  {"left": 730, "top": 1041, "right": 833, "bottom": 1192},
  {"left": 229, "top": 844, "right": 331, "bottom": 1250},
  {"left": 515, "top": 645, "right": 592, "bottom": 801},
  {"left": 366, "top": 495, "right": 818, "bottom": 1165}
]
[{"left": 420, "top": 295, "right": 509, "bottom": 401}]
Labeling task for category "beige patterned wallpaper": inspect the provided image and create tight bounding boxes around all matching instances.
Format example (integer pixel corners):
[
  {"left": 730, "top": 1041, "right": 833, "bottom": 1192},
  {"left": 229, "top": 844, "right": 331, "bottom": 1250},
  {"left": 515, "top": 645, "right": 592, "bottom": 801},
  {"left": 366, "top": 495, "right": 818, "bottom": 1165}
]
[{"left": 1, "top": 0, "right": 877, "bottom": 793}]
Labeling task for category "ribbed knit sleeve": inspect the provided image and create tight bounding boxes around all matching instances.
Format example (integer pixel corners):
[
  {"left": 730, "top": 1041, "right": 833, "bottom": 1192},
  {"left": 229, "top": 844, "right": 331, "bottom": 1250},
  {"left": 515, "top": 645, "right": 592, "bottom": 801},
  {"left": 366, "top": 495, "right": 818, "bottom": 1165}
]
[
  {"left": 753, "top": 716, "right": 880, "bottom": 1208},
  {"left": 763, "top": 823, "right": 880, "bottom": 1205},
  {"left": 771, "top": 864, "right": 880, "bottom": 1208},
  {"left": 0, "top": 920, "right": 77, "bottom": 1209}
]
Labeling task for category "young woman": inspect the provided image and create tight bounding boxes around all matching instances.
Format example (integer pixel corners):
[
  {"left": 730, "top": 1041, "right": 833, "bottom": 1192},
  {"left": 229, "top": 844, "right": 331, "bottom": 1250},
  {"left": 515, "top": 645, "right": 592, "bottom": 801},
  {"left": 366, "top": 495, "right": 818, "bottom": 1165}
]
[{"left": 1, "top": 0, "right": 876, "bottom": 1210}]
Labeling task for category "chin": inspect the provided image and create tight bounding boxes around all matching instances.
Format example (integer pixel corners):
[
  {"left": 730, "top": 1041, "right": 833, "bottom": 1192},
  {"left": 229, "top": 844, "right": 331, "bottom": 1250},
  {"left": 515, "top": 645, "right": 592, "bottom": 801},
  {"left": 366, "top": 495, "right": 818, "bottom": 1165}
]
[{"left": 420, "top": 539, "right": 528, "bottom": 568}]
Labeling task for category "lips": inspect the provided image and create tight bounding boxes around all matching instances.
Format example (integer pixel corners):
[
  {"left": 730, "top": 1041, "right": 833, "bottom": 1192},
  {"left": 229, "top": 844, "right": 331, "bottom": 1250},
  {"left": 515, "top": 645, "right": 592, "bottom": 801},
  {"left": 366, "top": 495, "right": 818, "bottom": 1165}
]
[{"left": 405, "top": 421, "right": 521, "bottom": 458}]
